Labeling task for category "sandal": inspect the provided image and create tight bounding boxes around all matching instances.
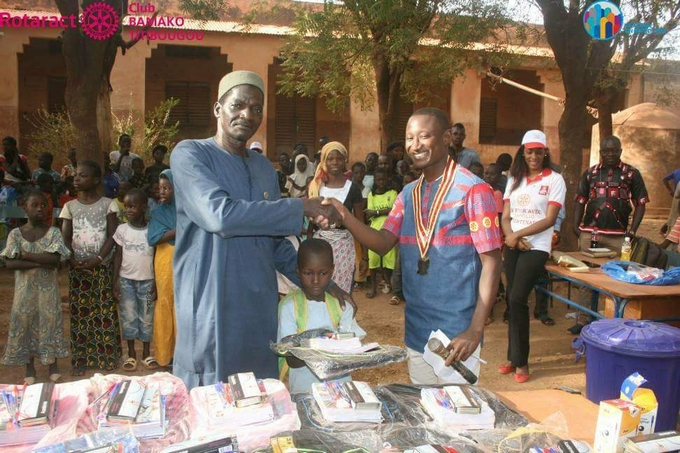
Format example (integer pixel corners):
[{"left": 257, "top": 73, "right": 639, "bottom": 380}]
[
  {"left": 365, "top": 290, "right": 376, "bottom": 299},
  {"left": 141, "top": 356, "right": 160, "bottom": 370},
  {"left": 49, "top": 373, "right": 62, "bottom": 383},
  {"left": 122, "top": 357, "right": 138, "bottom": 372},
  {"left": 24, "top": 376, "right": 36, "bottom": 385},
  {"left": 71, "top": 364, "right": 85, "bottom": 377},
  {"left": 389, "top": 295, "right": 401, "bottom": 305},
  {"left": 536, "top": 314, "right": 555, "bottom": 326}
]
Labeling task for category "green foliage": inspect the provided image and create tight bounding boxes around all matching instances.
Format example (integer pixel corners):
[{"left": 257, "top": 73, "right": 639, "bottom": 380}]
[
  {"left": 179, "top": 0, "right": 226, "bottom": 21},
  {"left": 113, "top": 98, "right": 180, "bottom": 161},
  {"left": 25, "top": 108, "right": 77, "bottom": 162},
  {"left": 273, "top": 0, "right": 514, "bottom": 115}
]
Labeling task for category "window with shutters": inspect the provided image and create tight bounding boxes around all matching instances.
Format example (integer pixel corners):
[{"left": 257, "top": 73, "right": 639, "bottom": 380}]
[
  {"left": 47, "top": 76, "right": 67, "bottom": 113},
  {"left": 392, "top": 97, "right": 414, "bottom": 144},
  {"left": 274, "top": 93, "right": 316, "bottom": 152},
  {"left": 479, "top": 98, "right": 497, "bottom": 143},
  {"left": 479, "top": 70, "right": 542, "bottom": 145},
  {"left": 165, "top": 82, "right": 211, "bottom": 127}
]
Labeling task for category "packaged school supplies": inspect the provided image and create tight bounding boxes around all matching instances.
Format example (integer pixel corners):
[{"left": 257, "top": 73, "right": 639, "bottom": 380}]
[
  {"left": 420, "top": 386, "right": 495, "bottom": 430},
  {"left": 87, "top": 372, "right": 191, "bottom": 450},
  {"left": 206, "top": 380, "right": 274, "bottom": 426},
  {"left": 33, "top": 427, "right": 140, "bottom": 453},
  {"left": 162, "top": 434, "right": 239, "bottom": 453},
  {"left": 594, "top": 399, "right": 642, "bottom": 453},
  {"left": 98, "top": 380, "right": 167, "bottom": 439},
  {"left": 299, "top": 335, "right": 380, "bottom": 354},
  {"left": 272, "top": 329, "right": 406, "bottom": 380},
  {"left": 619, "top": 373, "right": 658, "bottom": 435},
  {"left": 228, "top": 372, "right": 266, "bottom": 408},
  {"left": 189, "top": 378, "right": 301, "bottom": 452},
  {"left": 623, "top": 430, "right": 680, "bottom": 453},
  {"left": 0, "top": 384, "right": 53, "bottom": 446},
  {"left": 311, "top": 381, "right": 382, "bottom": 423},
  {"left": 17, "top": 382, "right": 55, "bottom": 427}
]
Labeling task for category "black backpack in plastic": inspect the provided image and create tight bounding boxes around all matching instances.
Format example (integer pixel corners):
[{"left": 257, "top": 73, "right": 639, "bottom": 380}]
[{"left": 630, "top": 236, "right": 669, "bottom": 270}]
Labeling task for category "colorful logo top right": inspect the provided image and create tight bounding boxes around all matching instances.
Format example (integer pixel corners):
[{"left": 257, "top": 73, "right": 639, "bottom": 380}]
[{"left": 583, "top": 1, "right": 624, "bottom": 40}]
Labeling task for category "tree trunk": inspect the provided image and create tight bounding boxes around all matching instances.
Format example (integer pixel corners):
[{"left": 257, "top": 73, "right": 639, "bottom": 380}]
[
  {"left": 372, "top": 52, "right": 401, "bottom": 153},
  {"left": 58, "top": 0, "right": 118, "bottom": 170},
  {"left": 593, "top": 85, "right": 618, "bottom": 140},
  {"left": 556, "top": 95, "right": 589, "bottom": 252}
]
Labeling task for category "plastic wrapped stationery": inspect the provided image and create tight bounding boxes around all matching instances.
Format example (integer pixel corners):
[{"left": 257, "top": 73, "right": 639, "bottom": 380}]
[
  {"left": 271, "top": 328, "right": 407, "bottom": 379},
  {"left": 189, "top": 374, "right": 301, "bottom": 452},
  {"left": 0, "top": 383, "right": 55, "bottom": 446}
]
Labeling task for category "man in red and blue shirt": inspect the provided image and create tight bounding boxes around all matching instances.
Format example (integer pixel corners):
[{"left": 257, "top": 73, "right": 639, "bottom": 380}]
[
  {"left": 326, "top": 108, "right": 502, "bottom": 385},
  {"left": 573, "top": 135, "right": 649, "bottom": 252}
]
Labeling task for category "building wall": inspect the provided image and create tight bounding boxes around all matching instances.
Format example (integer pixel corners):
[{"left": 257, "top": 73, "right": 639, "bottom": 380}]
[{"left": 5, "top": 3, "right": 667, "bottom": 172}]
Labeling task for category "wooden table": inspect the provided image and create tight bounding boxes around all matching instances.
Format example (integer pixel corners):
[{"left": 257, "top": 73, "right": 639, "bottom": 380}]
[
  {"left": 536, "top": 252, "right": 680, "bottom": 325},
  {"left": 498, "top": 389, "right": 599, "bottom": 444}
]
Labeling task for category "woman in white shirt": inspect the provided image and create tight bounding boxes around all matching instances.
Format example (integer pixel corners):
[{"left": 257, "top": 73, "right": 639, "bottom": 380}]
[
  {"left": 308, "top": 142, "right": 365, "bottom": 293},
  {"left": 498, "top": 130, "right": 566, "bottom": 383}
]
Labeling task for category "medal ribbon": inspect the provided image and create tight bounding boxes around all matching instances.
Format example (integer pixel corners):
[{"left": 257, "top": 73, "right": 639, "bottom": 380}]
[{"left": 412, "top": 157, "right": 457, "bottom": 262}]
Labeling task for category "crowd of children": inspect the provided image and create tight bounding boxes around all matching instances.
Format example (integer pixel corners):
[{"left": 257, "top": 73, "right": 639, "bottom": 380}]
[{"left": 0, "top": 135, "right": 177, "bottom": 383}]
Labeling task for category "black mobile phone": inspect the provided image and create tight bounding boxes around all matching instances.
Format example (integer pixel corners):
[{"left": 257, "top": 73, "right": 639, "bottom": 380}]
[{"left": 582, "top": 260, "right": 600, "bottom": 268}]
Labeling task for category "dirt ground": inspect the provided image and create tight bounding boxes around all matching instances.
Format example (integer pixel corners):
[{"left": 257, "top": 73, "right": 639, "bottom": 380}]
[{"left": 0, "top": 219, "right": 668, "bottom": 393}]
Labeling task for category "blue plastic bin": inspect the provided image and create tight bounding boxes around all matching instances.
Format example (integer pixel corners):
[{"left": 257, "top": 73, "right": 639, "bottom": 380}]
[{"left": 580, "top": 319, "right": 680, "bottom": 431}]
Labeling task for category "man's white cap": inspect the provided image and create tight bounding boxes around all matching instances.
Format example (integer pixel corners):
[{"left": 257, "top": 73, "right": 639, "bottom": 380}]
[
  {"left": 521, "top": 130, "right": 547, "bottom": 149},
  {"left": 250, "top": 141, "right": 263, "bottom": 152}
]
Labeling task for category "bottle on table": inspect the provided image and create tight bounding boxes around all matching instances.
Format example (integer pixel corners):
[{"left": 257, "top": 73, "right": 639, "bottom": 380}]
[
  {"left": 590, "top": 228, "right": 600, "bottom": 248},
  {"left": 621, "top": 237, "right": 632, "bottom": 261}
]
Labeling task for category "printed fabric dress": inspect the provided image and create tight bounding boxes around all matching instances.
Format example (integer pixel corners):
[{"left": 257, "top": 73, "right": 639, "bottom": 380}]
[
  {"left": 0, "top": 227, "right": 71, "bottom": 366},
  {"left": 59, "top": 198, "right": 122, "bottom": 370}
]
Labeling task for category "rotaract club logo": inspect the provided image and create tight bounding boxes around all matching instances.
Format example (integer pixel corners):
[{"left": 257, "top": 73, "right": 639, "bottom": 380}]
[{"left": 81, "top": 2, "right": 120, "bottom": 40}]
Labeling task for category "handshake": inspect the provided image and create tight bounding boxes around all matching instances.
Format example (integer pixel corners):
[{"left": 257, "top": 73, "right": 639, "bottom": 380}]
[{"left": 303, "top": 197, "right": 344, "bottom": 230}]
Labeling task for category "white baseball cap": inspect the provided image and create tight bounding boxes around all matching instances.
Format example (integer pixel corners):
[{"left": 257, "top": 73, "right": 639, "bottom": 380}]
[
  {"left": 250, "top": 141, "right": 263, "bottom": 152},
  {"left": 521, "top": 130, "right": 547, "bottom": 149}
]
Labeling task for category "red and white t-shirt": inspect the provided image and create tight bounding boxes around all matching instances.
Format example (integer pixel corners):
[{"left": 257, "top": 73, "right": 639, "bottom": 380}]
[{"left": 504, "top": 168, "right": 566, "bottom": 253}]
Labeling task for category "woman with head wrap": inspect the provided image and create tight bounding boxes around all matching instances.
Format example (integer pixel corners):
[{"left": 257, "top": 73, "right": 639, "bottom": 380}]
[
  {"left": 286, "top": 154, "right": 315, "bottom": 198},
  {"left": 308, "top": 142, "right": 366, "bottom": 293},
  {"left": 147, "top": 169, "right": 176, "bottom": 368}
]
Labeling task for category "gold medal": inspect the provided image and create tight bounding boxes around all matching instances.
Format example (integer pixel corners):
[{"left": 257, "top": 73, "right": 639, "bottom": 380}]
[{"left": 412, "top": 158, "right": 457, "bottom": 275}]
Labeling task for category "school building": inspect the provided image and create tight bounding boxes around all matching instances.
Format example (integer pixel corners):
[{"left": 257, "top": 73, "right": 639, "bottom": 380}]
[{"left": 0, "top": 0, "right": 674, "bottom": 167}]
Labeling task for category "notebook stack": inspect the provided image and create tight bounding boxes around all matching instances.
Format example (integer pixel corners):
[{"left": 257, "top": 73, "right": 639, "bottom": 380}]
[
  {"left": 204, "top": 372, "right": 274, "bottom": 427},
  {"left": 98, "top": 380, "right": 167, "bottom": 439},
  {"left": 311, "top": 381, "right": 382, "bottom": 423},
  {"left": 420, "top": 386, "right": 495, "bottom": 430},
  {"left": 0, "top": 383, "right": 55, "bottom": 446},
  {"left": 582, "top": 247, "right": 617, "bottom": 258},
  {"left": 300, "top": 335, "right": 379, "bottom": 353}
]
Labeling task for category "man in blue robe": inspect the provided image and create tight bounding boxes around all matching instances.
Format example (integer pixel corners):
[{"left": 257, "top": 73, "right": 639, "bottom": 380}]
[{"left": 170, "top": 71, "right": 342, "bottom": 389}]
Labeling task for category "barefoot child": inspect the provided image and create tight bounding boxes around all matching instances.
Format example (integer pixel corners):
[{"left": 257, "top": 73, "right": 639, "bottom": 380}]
[
  {"left": 60, "top": 160, "right": 122, "bottom": 376},
  {"left": 113, "top": 188, "right": 158, "bottom": 371},
  {"left": 278, "top": 238, "right": 365, "bottom": 393},
  {"left": 364, "top": 168, "right": 398, "bottom": 299},
  {"left": 1, "top": 190, "right": 71, "bottom": 383}
]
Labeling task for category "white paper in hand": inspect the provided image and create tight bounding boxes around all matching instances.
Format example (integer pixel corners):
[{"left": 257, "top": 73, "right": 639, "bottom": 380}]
[{"left": 423, "top": 330, "right": 481, "bottom": 384}]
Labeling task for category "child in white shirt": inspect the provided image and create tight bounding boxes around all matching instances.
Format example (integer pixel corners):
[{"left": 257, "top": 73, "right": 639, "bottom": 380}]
[
  {"left": 113, "top": 188, "right": 158, "bottom": 372},
  {"left": 278, "top": 238, "right": 365, "bottom": 393}
]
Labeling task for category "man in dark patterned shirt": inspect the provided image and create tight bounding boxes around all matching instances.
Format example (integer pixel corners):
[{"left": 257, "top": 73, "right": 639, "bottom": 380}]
[{"left": 572, "top": 135, "right": 649, "bottom": 252}]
